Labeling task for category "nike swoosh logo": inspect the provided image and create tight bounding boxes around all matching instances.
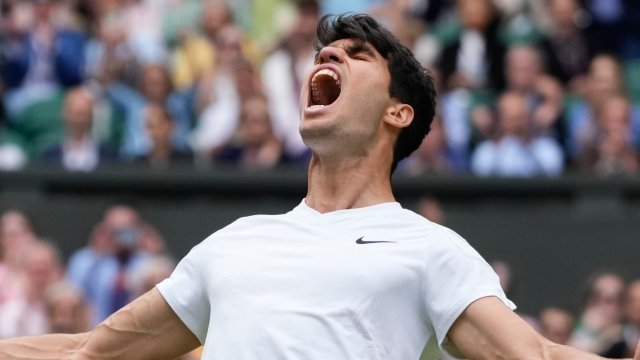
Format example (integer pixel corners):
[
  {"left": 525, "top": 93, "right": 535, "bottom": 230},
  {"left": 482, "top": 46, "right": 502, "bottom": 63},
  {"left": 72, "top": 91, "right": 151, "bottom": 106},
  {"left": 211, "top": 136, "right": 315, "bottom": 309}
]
[{"left": 355, "top": 237, "right": 396, "bottom": 244}]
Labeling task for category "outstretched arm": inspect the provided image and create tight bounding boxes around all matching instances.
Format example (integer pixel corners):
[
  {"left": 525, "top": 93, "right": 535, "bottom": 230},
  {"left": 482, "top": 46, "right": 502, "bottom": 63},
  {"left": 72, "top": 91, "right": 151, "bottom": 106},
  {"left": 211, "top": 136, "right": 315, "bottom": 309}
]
[
  {"left": 0, "top": 287, "right": 200, "bottom": 360},
  {"left": 447, "top": 296, "right": 640, "bottom": 360}
]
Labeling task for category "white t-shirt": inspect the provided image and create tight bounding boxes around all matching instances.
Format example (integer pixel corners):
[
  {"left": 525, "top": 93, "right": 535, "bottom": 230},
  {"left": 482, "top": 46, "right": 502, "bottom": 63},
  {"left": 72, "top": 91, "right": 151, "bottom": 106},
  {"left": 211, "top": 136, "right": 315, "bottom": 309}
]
[{"left": 157, "top": 200, "right": 515, "bottom": 359}]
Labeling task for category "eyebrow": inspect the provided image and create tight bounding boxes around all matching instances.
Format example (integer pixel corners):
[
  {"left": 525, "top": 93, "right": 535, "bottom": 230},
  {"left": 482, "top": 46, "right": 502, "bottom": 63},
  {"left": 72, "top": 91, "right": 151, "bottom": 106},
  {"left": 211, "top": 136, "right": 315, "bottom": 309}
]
[
  {"left": 345, "top": 41, "right": 376, "bottom": 59},
  {"left": 313, "top": 40, "right": 377, "bottom": 63}
]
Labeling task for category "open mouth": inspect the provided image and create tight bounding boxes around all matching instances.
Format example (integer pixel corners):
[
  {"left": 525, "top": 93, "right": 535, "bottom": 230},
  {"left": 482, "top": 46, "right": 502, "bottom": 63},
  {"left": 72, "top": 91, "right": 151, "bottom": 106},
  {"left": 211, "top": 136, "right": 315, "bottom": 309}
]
[{"left": 308, "top": 68, "right": 341, "bottom": 109}]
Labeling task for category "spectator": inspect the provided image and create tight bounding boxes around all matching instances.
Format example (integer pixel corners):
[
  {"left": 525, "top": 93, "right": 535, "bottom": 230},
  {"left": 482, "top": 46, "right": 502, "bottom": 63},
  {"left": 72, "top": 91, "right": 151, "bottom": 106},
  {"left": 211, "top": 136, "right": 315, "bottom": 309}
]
[
  {"left": 66, "top": 205, "right": 153, "bottom": 326},
  {"left": 136, "top": 103, "right": 193, "bottom": 169},
  {"left": 0, "top": 210, "right": 39, "bottom": 322},
  {"left": 503, "top": 44, "right": 564, "bottom": 137},
  {"left": 602, "top": 279, "right": 640, "bottom": 358},
  {"left": 539, "top": 307, "right": 575, "bottom": 345},
  {"left": 538, "top": 0, "right": 592, "bottom": 89},
  {"left": 65, "top": 215, "right": 116, "bottom": 313},
  {"left": 43, "top": 281, "right": 90, "bottom": 334},
  {"left": 565, "top": 54, "right": 640, "bottom": 162},
  {"left": 0, "top": 0, "right": 86, "bottom": 120},
  {"left": 437, "top": 0, "right": 506, "bottom": 92},
  {"left": 84, "top": 9, "right": 135, "bottom": 85},
  {"left": 119, "top": 0, "right": 168, "bottom": 65},
  {"left": 0, "top": 210, "right": 39, "bottom": 270},
  {"left": 170, "top": 0, "right": 230, "bottom": 91},
  {"left": 469, "top": 44, "right": 564, "bottom": 147},
  {"left": 471, "top": 92, "right": 564, "bottom": 177},
  {"left": 400, "top": 117, "right": 466, "bottom": 174},
  {"left": 437, "top": 0, "right": 506, "bottom": 166},
  {"left": 191, "top": 26, "right": 260, "bottom": 159},
  {"left": 261, "top": 0, "right": 318, "bottom": 162},
  {"left": 215, "top": 94, "right": 284, "bottom": 169},
  {"left": 40, "top": 86, "right": 118, "bottom": 171},
  {"left": 570, "top": 271, "right": 626, "bottom": 354},
  {"left": 0, "top": 241, "right": 63, "bottom": 338},
  {"left": 583, "top": 94, "right": 639, "bottom": 175},
  {"left": 106, "top": 63, "right": 193, "bottom": 159}
]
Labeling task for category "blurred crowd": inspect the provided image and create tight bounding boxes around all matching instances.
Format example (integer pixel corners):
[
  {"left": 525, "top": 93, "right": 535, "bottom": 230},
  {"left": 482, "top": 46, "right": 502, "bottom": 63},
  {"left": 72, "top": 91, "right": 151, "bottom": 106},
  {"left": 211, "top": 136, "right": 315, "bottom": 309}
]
[
  {"left": 0, "top": 206, "right": 203, "bottom": 359},
  {"left": 0, "top": 0, "right": 638, "bottom": 176}
]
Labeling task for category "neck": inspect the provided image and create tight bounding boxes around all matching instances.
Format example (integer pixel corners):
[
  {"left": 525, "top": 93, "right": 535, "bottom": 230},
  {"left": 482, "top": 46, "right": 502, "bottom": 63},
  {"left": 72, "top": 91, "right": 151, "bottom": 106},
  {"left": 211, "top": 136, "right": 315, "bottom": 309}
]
[{"left": 305, "top": 148, "right": 395, "bottom": 213}]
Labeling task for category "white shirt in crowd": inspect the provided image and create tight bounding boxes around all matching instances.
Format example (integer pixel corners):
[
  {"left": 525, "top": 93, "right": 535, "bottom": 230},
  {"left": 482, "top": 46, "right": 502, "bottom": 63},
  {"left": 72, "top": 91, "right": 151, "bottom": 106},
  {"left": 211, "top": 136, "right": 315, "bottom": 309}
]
[{"left": 471, "top": 135, "right": 564, "bottom": 177}]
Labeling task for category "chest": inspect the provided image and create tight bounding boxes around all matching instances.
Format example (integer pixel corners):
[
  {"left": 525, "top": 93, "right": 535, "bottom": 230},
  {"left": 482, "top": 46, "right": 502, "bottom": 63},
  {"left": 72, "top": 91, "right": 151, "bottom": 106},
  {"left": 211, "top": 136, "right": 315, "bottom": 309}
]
[{"left": 204, "top": 228, "right": 426, "bottom": 308}]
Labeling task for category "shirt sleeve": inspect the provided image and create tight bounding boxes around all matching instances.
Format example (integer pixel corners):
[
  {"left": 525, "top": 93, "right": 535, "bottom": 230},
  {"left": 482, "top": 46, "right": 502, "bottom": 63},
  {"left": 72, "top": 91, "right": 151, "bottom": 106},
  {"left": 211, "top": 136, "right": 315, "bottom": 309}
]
[
  {"left": 423, "top": 226, "right": 516, "bottom": 357},
  {"left": 156, "top": 243, "right": 210, "bottom": 344}
]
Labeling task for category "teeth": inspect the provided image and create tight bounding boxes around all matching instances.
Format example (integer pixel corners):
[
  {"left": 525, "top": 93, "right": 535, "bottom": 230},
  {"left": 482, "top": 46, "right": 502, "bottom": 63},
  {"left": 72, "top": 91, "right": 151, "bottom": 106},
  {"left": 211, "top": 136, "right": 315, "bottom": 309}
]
[
  {"left": 312, "top": 69, "right": 341, "bottom": 85},
  {"left": 311, "top": 82, "right": 320, "bottom": 103},
  {"left": 310, "top": 68, "right": 341, "bottom": 106}
]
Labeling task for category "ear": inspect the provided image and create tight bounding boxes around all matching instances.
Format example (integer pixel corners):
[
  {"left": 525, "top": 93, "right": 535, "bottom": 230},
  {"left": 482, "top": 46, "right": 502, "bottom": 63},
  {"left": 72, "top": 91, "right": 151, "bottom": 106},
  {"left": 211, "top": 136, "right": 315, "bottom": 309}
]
[{"left": 382, "top": 100, "right": 414, "bottom": 130}]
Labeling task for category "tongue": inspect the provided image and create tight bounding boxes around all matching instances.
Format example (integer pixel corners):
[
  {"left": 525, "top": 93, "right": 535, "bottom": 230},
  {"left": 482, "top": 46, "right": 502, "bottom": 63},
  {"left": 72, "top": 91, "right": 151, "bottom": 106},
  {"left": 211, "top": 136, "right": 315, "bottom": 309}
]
[{"left": 315, "top": 75, "right": 340, "bottom": 106}]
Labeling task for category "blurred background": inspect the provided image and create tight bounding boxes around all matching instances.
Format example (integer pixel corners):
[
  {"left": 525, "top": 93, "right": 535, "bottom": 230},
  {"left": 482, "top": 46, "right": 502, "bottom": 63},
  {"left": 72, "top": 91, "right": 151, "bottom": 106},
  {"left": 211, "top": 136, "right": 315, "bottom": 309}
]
[{"left": 1, "top": 0, "right": 640, "bottom": 357}]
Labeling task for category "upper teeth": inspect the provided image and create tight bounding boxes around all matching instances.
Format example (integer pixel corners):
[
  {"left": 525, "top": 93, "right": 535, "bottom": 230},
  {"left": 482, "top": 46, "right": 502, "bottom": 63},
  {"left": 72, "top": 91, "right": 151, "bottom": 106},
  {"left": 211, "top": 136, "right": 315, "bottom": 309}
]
[
  {"left": 312, "top": 68, "right": 340, "bottom": 83},
  {"left": 310, "top": 69, "right": 341, "bottom": 105}
]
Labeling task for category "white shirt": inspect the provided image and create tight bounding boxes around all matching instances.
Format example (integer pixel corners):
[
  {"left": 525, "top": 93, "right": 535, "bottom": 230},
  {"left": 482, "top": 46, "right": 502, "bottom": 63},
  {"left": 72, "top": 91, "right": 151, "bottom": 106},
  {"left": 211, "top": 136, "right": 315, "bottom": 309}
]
[
  {"left": 471, "top": 135, "right": 565, "bottom": 177},
  {"left": 62, "top": 137, "right": 99, "bottom": 172},
  {"left": 457, "top": 30, "right": 487, "bottom": 89},
  {"left": 157, "top": 200, "right": 514, "bottom": 359},
  {"left": 261, "top": 50, "right": 314, "bottom": 157},
  {"left": 191, "top": 72, "right": 240, "bottom": 154}
]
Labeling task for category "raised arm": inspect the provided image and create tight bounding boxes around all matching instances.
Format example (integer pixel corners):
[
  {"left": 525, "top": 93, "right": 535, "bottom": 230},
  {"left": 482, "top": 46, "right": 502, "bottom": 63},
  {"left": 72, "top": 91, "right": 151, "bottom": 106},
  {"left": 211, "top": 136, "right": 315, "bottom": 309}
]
[
  {"left": 0, "top": 287, "right": 200, "bottom": 360},
  {"left": 447, "top": 296, "right": 640, "bottom": 360}
]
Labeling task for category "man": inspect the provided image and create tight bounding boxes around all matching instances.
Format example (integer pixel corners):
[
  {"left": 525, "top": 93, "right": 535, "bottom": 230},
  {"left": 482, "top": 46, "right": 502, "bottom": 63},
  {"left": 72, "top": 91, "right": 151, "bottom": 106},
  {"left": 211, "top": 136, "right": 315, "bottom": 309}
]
[
  {"left": 0, "top": 14, "right": 639, "bottom": 360},
  {"left": 1, "top": 0, "right": 86, "bottom": 119},
  {"left": 135, "top": 104, "right": 193, "bottom": 168},
  {"left": 40, "top": 87, "right": 117, "bottom": 171}
]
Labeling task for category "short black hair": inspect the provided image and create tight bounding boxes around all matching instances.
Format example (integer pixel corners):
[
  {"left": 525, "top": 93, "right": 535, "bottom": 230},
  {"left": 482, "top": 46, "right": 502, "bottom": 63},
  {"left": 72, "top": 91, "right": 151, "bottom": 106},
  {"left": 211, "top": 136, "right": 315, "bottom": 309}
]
[{"left": 313, "top": 13, "right": 437, "bottom": 173}]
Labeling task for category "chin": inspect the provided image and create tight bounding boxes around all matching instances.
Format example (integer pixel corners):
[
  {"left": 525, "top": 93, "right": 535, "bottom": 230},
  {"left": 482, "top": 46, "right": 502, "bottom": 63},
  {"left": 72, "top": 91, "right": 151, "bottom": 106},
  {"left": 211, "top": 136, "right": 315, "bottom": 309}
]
[{"left": 299, "top": 120, "right": 340, "bottom": 152}]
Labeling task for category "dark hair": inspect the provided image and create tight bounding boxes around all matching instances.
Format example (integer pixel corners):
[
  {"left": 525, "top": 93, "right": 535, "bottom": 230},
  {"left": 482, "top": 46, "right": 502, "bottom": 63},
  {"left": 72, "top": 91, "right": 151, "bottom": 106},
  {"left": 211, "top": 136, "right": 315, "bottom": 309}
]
[{"left": 313, "top": 13, "right": 437, "bottom": 173}]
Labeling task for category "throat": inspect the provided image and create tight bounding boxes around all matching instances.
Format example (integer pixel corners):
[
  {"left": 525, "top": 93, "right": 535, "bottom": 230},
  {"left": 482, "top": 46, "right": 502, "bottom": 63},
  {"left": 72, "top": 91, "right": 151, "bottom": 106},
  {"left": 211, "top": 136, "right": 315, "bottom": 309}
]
[{"left": 305, "top": 154, "right": 395, "bottom": 213}]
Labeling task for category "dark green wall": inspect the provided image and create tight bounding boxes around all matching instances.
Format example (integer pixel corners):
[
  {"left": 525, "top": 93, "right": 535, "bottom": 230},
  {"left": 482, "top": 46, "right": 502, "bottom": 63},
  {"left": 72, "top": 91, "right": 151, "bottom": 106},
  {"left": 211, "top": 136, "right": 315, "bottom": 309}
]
[{"left": 2, "top": 166, "right": 639, "bottom": 315}]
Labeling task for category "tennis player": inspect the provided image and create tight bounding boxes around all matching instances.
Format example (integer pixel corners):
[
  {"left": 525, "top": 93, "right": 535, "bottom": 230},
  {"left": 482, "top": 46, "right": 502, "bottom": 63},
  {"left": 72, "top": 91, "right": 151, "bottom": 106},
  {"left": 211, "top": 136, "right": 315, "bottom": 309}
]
[{"left": 1, "top": 14, "right": 639, "bottom": 360}]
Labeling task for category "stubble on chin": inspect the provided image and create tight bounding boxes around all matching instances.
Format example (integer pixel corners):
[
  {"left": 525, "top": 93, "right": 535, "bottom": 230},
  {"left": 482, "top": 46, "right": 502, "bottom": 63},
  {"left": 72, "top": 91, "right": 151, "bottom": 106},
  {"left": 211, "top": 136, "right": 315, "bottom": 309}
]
[
  {"left": 300, "top": 121, "right": 337, "bottom": 153},
  {"left": 301, "top": 123, "right": 371, "bottom": 159}
]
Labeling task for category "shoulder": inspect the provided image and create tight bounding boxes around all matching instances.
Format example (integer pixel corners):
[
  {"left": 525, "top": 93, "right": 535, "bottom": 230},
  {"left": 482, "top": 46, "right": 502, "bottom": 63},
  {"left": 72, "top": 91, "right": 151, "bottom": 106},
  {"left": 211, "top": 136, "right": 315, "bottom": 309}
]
[
  {"left": 225, "top": 211, "right": 298, "bottom": 230},
  {"left": 197, "top": 211, "right": 298, "bottom": 244},
  {"left": 381, "top": 207, "right": 454, "bottom": 240},
  {"left": 390, "top": 207, "right": 487, "bottom": 258}
]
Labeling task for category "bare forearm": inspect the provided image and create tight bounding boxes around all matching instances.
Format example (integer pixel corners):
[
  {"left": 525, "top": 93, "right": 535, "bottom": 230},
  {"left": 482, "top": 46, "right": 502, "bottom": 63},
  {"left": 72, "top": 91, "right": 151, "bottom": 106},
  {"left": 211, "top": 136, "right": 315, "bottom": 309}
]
[
  {"left": 0, "top": 289, "right": 199, "bottom": 360},
  {"left": 0, "top": 333, "right": 88, "bottom": 360}
]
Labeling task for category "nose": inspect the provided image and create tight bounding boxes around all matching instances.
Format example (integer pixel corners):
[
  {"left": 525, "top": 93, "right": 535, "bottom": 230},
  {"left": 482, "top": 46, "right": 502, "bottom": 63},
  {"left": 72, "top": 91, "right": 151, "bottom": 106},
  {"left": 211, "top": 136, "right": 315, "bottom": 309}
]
[{"left": 316, "top": 46, "right": 345, "bottom": 64}]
